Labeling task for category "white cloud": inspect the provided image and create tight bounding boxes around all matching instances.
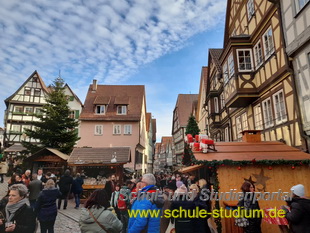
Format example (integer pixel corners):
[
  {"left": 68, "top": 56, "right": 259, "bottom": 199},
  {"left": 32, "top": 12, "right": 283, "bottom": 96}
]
[{"left": 0, "top": 0, "right": 226, "bottom": 136}]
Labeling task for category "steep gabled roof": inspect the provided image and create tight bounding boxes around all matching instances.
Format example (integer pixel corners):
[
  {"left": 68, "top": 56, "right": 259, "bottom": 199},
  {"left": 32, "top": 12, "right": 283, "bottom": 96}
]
[
  {"left": 64, "top": 84, "right": 83, "bottom": 106},
  {"left": 209, "top": 49, "right": 223, "bottom": 73},
  {"left": 80, "top": 85, "right": 145, "bottom": 121},
  {"left": 175, "top": 94, "right": 199, "bottom": 127},
  {"left": 161, "top": 136, "right": 173, "bottom": 152},
  {"left": 4, "top": 70, "right": 50, "bottom": 106},
  {"left": 24, "top": 147, "right": 70, "bottom": 161}
]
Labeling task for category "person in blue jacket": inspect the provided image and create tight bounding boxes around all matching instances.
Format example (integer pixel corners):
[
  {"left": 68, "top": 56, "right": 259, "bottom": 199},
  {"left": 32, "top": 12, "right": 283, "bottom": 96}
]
[{"left": 128, "top": 173, "right": 164, "bottom": 233}]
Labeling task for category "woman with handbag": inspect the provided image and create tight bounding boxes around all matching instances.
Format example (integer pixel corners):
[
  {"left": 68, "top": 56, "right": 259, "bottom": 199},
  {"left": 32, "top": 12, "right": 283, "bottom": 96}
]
[
  {"left": 79, "top": 189, "right": 123, "bottom": 233},
  {"left": 237, "top": 181, "right": 262, "bottom": 233}
]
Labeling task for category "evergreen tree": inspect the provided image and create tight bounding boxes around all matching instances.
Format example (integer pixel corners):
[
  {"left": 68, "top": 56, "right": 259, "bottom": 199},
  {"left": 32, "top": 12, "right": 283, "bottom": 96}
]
[
  {"left": 22, "top": 77, "right": 80, "bottom": 154},
  {"left": 185, "top": 114, "right": 200, "bottom": 137}
]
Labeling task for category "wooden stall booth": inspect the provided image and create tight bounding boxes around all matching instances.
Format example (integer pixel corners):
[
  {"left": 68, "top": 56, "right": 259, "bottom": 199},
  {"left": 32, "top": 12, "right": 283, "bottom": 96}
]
[
  {"left": 189, "top": 131, "right": 310, "bottom": 233},
  {"left": 24, "top": 147, "right": 69, "bottom": 177},
  {"left": 68, "top": 146, "right": 131, "bottom": 200}
]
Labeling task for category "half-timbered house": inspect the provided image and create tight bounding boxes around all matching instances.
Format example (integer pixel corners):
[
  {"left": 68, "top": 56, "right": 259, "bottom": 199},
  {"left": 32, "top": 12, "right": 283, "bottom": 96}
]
[
  {"left": 4, "top": 71, "right": 49, "bottom": 148},
  {"left": 279, "top": 0, "right": 310, "bottom": 152},
  {"left": 205, "top": 0, "right": 306, "bottom": 151}
]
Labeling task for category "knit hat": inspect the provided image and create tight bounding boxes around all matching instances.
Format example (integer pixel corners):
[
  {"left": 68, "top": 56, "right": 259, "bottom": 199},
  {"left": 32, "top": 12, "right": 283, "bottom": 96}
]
[
  {"left": 175, "top": 184, "right": 188, "bottom": 194},
  {"left": 291, "top": 184, "right": 305, "bottom": 197},
  {"left": 176, "top": 181, "right": 183, "bottom": 188}
]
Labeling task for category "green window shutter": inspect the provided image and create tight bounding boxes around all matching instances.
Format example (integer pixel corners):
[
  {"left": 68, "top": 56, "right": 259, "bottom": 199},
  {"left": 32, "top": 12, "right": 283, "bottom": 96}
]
[
  {"left": 70, "top": 96, "right": 74, "bottom": 101},
  {"left": 75, "top": 110, "right": 80, "bottom": 119}
]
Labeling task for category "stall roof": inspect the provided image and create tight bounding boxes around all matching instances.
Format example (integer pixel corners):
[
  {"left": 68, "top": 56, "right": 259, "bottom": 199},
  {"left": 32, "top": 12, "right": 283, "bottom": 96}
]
[
  {"left": 194, "top": 141, "right": 310, "bottom": 161},
  {"left": 179, "top": 164, "right": 205, "bottom": 173},
  {"left": 68, "top": 147, "right": 131, "bottom": 166},
  {"left": 24, "top": 148, "right": 70, "bottom": 161},
  {"left": 4, "top": 144, "right": 26, "bottom": 152}
]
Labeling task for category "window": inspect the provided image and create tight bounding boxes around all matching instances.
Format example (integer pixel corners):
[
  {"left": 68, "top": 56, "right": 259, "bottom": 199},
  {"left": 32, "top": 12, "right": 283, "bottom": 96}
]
[
  {"left": 124, "top": 125, "right": 132, "bottom": 135},
  {"left": 35, "top": 107, "right": 43, "bottom": 115},
  {"left": 117, "top": 105, "right": 127, "bottom": 115},
  {"left": 113, "top": 125, "right": 121, "bottom": 134},
  {"left": 254, "top": 104, "right": 263, "bottom": 130},
  {"left": 214, "top": 97, "right": 219, "bottom": 113},
  {"left": 223, "top": 61, "right": 229, "bottom": 85},
  {"left": 241, "top": 113, "right": 248, "bottom": 130},
  {"left": 224, "top": 127, "right": 229, "bottom": 141},
  {"left": 254, "top": 40, "right": 263, "bottom": 68},
  {"left": 295, "top": 0, "right": 309, "bottom": 12},
  {"left": 34, "top": 88, "right": 41, "bottom": 96},
  {"left": 69, "top": 110, "right": 75, "bottom": 119},
  {"left": 237, "top": 49, "right": 253, "bottom": 71},
  {"left": 11, "top": 125, "right": 21, "bottom": 132},
  {"left": 22, "top": 125, "right": 31, "bottom": 133},
  {"left": 236, "top": 116, "right": 242, "bottom": 140},
  {"left": 95, "top": 105, "right": 106, "bottom": 114},
  {"left": 247, "top": 0, "right": 255, "bottom": 20},
  {"left": 24, "top": 87, "right": 31, "bottom": 96},
  {"left": 24, "top": 107, "right": 33, "bottom": 114},
  {"left": 273, "top": 90, "right": 287, "bottom": 124},
  {"left": 263, "top": 27, "right": 274, "bottom": 59},
  {"left": 94, "top": 125, "right": 103, "bottom": 135},
  {"left": 220, "top": 93, "right": 225, "bottom": 109},
  {"left": 262, "top": 98, "right": 274, "bottom": 128},
  {"left": 228, "top": 53, "right": 235, "bottom": 78},
  {"left": 14, "top": 106, "right": 23, "bottom": 113}
]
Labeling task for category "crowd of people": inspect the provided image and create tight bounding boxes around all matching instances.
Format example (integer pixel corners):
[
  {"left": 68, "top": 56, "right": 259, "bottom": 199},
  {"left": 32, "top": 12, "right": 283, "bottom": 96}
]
[{"left": 0, "top": 164, "right": 308, "bottom": 233}]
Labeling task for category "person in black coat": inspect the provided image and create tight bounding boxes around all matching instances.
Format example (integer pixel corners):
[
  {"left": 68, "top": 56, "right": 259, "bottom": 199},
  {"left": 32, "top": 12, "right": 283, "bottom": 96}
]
[
  {"left": 282, "top": 184, "right": 310, "bottom": 233},
  {"left": 170, "top": 184, "right": 211, "bottom": 233},
  {"left": 0, "top": 184, "right": 36, "bottom": 233},
  {"left": 238, "top": 181, "right": 262, "bottom": 233},
  {"left": 104, "top": 174, "right": 117, "bottom": 200},
  {"left": 71, "top": 173, "right": 84, "bottom": 209},
  {"left": 57, "top": 169, "right": 73, "bottom": 210},
  {"left": 36, "top": 179, "right": 61, "bottom": 233}
]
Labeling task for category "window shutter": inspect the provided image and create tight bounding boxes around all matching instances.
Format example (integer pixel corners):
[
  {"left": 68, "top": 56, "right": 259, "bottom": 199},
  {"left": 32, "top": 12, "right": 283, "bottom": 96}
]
[{"left": 75, "top": 110, "right": 80, "bottom": 119}]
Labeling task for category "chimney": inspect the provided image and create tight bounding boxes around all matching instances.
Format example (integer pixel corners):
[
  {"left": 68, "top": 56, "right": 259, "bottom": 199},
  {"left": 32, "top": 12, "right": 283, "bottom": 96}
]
[
  {"left": 241, "top": 130, "right": 262, "bottom": 142},
  {"left": 92, "top": 79, "right": 97, "bottom": 92}
]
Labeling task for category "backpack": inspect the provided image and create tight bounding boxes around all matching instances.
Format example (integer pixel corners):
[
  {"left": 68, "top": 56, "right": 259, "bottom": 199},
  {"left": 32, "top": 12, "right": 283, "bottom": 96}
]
[{"left": 117, "top": 193, "right": 127, "bottom": 210}]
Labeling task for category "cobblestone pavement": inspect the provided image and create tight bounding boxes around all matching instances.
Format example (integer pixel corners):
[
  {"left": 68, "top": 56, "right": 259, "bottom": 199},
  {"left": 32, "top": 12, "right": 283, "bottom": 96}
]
[{"left": 0, "top": 176, "right": 81, "bottom": 233}]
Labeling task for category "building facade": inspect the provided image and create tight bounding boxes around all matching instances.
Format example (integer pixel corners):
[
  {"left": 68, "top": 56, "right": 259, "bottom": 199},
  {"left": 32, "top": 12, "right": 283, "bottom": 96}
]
[
  {"left": 279, "top": 0, "right": 310, "bottom": 152},
  {"left": 77, "top": 80, "right": 148, "bottom": 172},
  {"left": 172, "top": 94, "right": 198, "bottom": 167},
  {"left": 3, "top": 71, "right": 82, "bottom": 150},
  {"left": 196, "top": 67, "right": 209, "bottom": 135},
  {"left": 4, "top": 71, "right": 49, "bottom": 148},
  {"left": 205, "top": 0, "right": 306, "bottom": 151}
]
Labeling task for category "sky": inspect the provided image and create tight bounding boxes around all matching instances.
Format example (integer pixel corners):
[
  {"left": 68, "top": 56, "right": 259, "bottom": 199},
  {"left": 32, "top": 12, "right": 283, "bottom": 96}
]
[{"left": 0, "top": 0, "right": 226, "bottom": 142}]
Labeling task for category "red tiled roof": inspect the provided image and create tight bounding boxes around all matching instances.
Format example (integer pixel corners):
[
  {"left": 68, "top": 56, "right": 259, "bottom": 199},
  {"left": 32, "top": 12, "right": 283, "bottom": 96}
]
[
  {"left": 80, "top": 85, "right": 145, "bottom": 121},
  {"left": 194, "top": 141, "right": 310, "bottom": 161},
  {"left": 152, "top": 119, "right": 156, "bottom": 142},
  {"left": 146, "top": 113, "right": 151, "bottom": 132},
  {"left": 175, "top": 94, "right": 198, "bottom": 127}
]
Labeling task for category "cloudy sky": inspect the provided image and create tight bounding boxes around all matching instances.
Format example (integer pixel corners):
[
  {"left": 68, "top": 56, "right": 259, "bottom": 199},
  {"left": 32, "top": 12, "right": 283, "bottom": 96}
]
[{"left": 0, "top": 0, "right": 226, "bottom": 141}]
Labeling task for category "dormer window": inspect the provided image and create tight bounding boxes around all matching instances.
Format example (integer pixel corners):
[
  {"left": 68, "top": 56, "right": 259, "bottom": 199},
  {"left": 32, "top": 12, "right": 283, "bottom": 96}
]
[
  {"left": 95, "top": 105, "right": 106, "bottom": 114},
  {"left": 117, "top": 105, "right": 127, "bottom": 115}
]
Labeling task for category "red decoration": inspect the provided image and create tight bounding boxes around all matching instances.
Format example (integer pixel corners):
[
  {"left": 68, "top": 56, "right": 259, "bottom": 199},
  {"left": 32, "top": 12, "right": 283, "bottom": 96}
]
[
  {"left": 299, "top": 162, "right": 303, "bottom": 165},
  {"left": 237, "top": 166, "right": 241, "bottom": 170},
  {"left": 268, "top": 166, "right": 272, "bottom": 170},
  {"left": 195, "top": 135, "right": 200, "bottom": 142},
  {"left": 187, "top": 134, "right": 194, "bottom": 143},
  {"left": 221, "top": 164, "right": 225, "bottom": 167},
  {"left": 208, "top": 166, "right": 212, "bottom": 169},
  {"left": 291, "top": 166, "right": 295, "bottom": 170}
]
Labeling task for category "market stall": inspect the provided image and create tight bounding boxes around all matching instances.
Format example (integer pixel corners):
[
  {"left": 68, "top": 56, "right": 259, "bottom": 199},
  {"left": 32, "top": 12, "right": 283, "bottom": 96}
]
[
  {"left": 186, "top": 130, "right": 310, "bottom": 233},
  {"left": 68, "top": 146, "right": 131, "bottom": 200},
  {"left": 24, "top": 147, "right": 69, "bottom": 177}
]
